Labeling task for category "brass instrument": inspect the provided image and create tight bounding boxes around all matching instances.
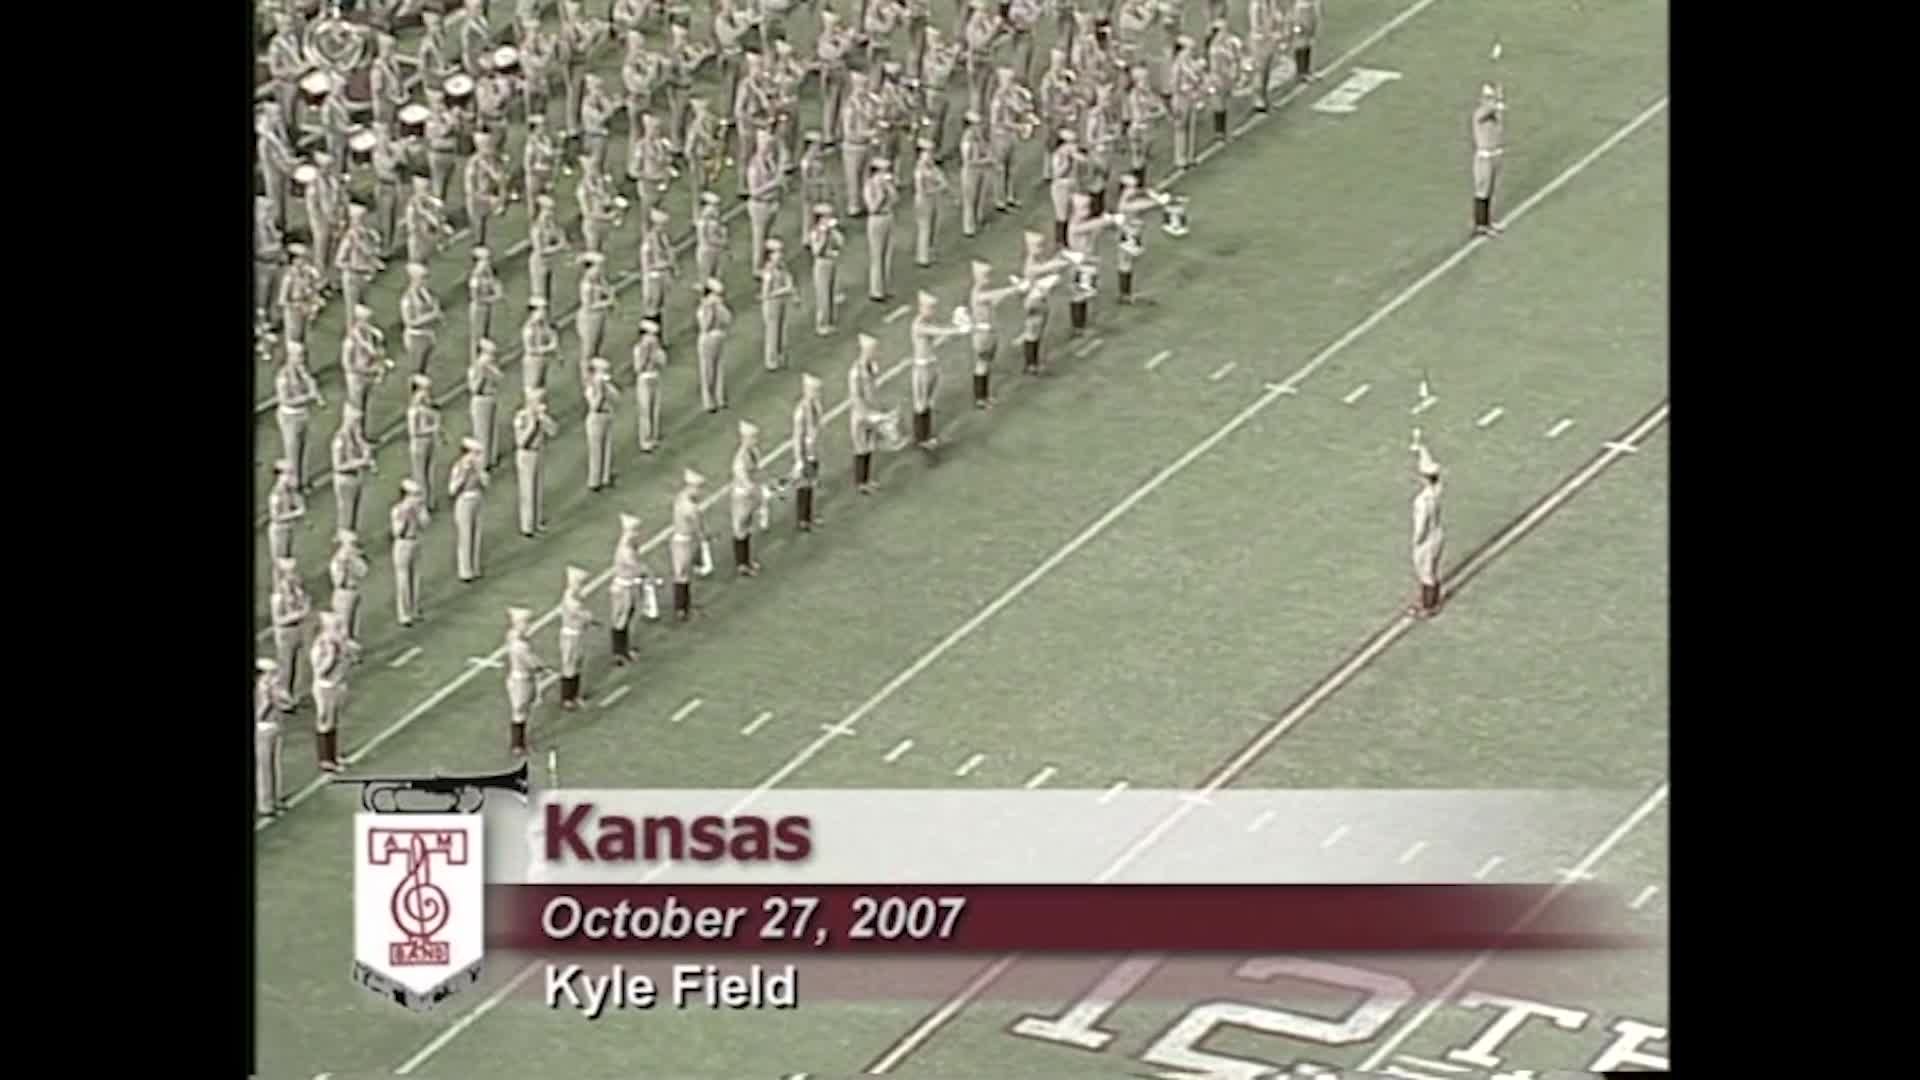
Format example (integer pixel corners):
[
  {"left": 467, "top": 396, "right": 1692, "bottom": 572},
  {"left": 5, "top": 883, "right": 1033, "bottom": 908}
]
[{"left": 332, "top": 761, "right": 530, "bottom": 814}]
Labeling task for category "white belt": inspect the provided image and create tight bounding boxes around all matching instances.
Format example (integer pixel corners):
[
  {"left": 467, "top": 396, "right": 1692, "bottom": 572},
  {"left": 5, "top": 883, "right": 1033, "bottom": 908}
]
[
  {"left": 614, "top": 576, "right": 644, "bottom": 588},
  {"left": 313, "top": 676, "right": 341, "bottom": 690},
  {"left": 1477, "top": 147, "right": 1504, "bottom": 157},
  {"left": 561, "top": 627, "right": 582, "bottom": 637}
]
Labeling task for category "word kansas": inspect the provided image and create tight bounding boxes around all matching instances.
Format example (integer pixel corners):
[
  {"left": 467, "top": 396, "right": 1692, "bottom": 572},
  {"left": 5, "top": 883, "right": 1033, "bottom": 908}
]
[{"left": 543, "top": 802, "right": 814, "bottom": 862}]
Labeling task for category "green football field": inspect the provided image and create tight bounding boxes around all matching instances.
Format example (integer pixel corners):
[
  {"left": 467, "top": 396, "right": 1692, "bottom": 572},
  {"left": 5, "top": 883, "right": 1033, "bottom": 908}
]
[{"left": 252, "top": 0, "right": 1670, "bottom": 1075}]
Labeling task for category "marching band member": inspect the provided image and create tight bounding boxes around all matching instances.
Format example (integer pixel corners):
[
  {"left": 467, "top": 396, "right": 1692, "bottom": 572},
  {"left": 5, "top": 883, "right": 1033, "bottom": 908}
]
[
  {"left": 584, "top": 357, "right": 619, "bottom": 490},
  {"left": 513, "top": 388, "right": 559, "bottom": 538},
  {"left": 694, "top": 189, "right": 729, "bottom": 286},
  {"left": 527, "top": 193, "right": 568, "bottom": 306},
  {"left": 1049, "top": 128, "right": 1083, "bottom": 247},
  {"left": 669, "top": 469, "right": 714, "bottom": 620},
  {"left": 920, "top": 27, "right": 961, "bottom": 155},
  {"left": 1082, "top": 82, "right": 1118, "bottom": 215},
  {"left": 962, "top": 0, "right": 1002, "bottom": 117},
  {"left": 560, "top": 1, "right": 609, "bottom": 153},
  {"left": 1064, "top": 192, "right": 1121, "bottom": 332},
  {"left": 269, "top": 557, "right": 310, "bottom": 715},
  {"left": 713, "top": 0, "right": 757, "bottom": 122},
  {"left": 800, "top": 131, "right": 836, "bottom": 228},
  {"left": 425, "top": 87, "right": 461, "bottom": 202},
  {"left": 404, "top": 174, "right": 454, "bottom": 266},
  {"left": 638, "top": 207, "right": 675, "bottom": 329},
  {"left": 848, "top": 333, "right": 906, "bottom": 493},
  {"left": 302, "top": 155, "right": 343, "bottom": 282},
  {"left": 817, "top": 11, "right": 854, "bottom": 145},
  {"left": 1122, "top": 64, "right": 1164, "bottom": 185},
  {"left": 1017, "top": 229, "right": 1077, "bottom": 373},
  {"left": 255, "top": 658, "right": 288, "bottom": 818},
  {"left": 908, "top": 290, "right": 971, "bottom": 449},
  {"left": 276, "top": 244, "right": 322, "bottom": 348},
  {"left": 608, "top": 512, "right": 657, "bottom": 664},
  {"left": 790, "top": 373, "right": 825, "bottom": 531},
  {"left": 456, "top": 0, "right": 493, "bottom": 76},
  {"left": 370, "top": 122, "right": 407, "bottom": 257},
  {"left": 331, "top": 403, "right": 376, "bottom": 533},
  {"left": 746, "top": 128, "right": 786, "bottom": 268},
  {"left": 557, "top": 566, "right": 597, "bottom": 709},
  {"left": 630, "top": 110, "right": 677, "bottom": 226},
  {"left": 521, "top": 296, "right": 560, "bottom": 392},
  {"left": 632, "top": 318, "right": 666, "bottom": 452},
  {"left": 912, "top": 139, "right": 951, "bottom": 267},
  {"left": 319, "top": 74, "right": 356, "bottom": 172},
  {"left": 520, "top": 16, "right": 557, "bottom": 126},
  {"left": 840, "top": 71, "right": 875, "bottom": 217},
  {"left": 467, "top": 246, "right": 503, "bottom": 361},
  {"left": 449, "top": 434, "right": 490, "bottom": 582},
  {"left": 1290, "top": 0, "right": 1323, "bottom": 83},
  {"left": 339, "top": 303, "right": 387, "bottom": 428},
  {"left": 504, "top": 606, "right": 553, "bottom": 758},
  {"left": 1206, "top": 19, "right": 1246, "bottom": 144},
  {"left": 759, "top": 239, "right": 797, "bottom": 370},
  {"left": 665, "top": 27, "right": 708, "bottom": 147},
  {"left": 621, "top": 31, "right": 662, "bottom": 138},
  {"left": 405, "top": 374, "right": 445, "bottom": 509},
  {"left": 334, "top": 203, "right": 382, "bottom": 315},
  {"left": 266, "top": 12, "right": 306, "bottom": 133},
  {"left": 1007, "top": 0, "right": 1045, "bottom": 82},
  {"left": 807, "top": 203, "right": 845, "bottom": 335},
  {"left": 389, "top": 477, "right": 430, "bottom": 627},
  {"left": 1170, "top": 35, "right": 1207, "bottom": 169},
  {"left": 577, "top": 156, "right": 627, "bottom": 254},
  {"left": 257, "top": 108, "right": 298, "bottom": 234},
  {"left": 988, "top": 67, "right": 1033, "bottom": 212},
  {"left": 1471, "top": 80, "right": 1506, "bottom": 238},
  {"left": 523, "top": 115, "right": 559, "bottom": 219},
  {"left": 468, "top": 338, "right": 504, "bottom": 467},
  {"left": 1113, "top": 174, "right": 1173, "bottom": 303},
  {"left": 400, "top": 262, "right": 444, "bottom": 375},
  {"left": 418, "top": 10, "right": 454, "bottom": 85},
  {"left": 1247, "top": 0, "right": 1285, "bottom": 110},
  {"left": 464, "top": 129, "right": 506, "bottom": 247},
  {"left": 967, "top": 258, "right": 1025, "bottom": 407},
  {"left": 369, "top": 33, "right": 409, "bottom": 131},
  {"left": 255, "top": 195, "right": 285, "bottom": 335},
  {"left": 580, "top": 72, "right": 618, "bottom": 178},
  {"left": 959, "top": 111, "right": 992, "bottom": 237},
  {"left": 575, "top": 250, "right": 615, "bottom": 386},
  {"left": 697, "top": 277, "right": 733, "bottom": 411},
  {"left": 267, "top": 460, "right": 306, "bottom": 562},
  {"left": 681, "top": 96, "right": 724, "bottom": 209},
  {"left": 329, "top": 528, "right": 370, "bottom": 642},
  {"left": 275, "top": 342, "right": 323, "bottom": 489},
  {"left": 729, "top": 421, "right": 768, "bottom": 576},
  {"left": 309, "top": 611, "right": 352, "bottom": 772},
  {"left": 863, "top": 158, "right": 899, "bottom": 302},
  {"left": 1410, "top": 439, "right": 1445, "bottom": 617}
]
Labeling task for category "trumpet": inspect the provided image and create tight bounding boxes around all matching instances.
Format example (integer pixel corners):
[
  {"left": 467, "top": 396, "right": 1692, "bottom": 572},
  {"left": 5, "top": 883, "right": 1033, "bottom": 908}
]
[{"left": 332, "top": 761, "right": 531, "bottom": 814}]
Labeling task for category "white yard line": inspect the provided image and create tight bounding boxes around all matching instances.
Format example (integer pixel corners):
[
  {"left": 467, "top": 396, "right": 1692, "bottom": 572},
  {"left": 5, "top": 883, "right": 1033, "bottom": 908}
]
[
  {"left": 1475, "top": 406, "right": 1505, "bottom": 429},
  {"left": 1098, "top": 780, "right": 1130, "bottom": 804},
  {"left": 1396, "top": 1054, "right": 1469, "bottom": 1074},
  {"left": 1023, "top": 765, "right": 1058, "bottom": 790},
  {"left": 1410, "top": 395, "right": 1438, "bottom": 416},
  {"left": 884, "top": 304, "right": 910, "bottom": 323},
  {"left": 1629, "top": 884, "right": 1660, "bottom": 910},
  {"left": 387, "top": 646, "right": 423, "bottom": 669},
  {"left": 464, "top": 656, "right": 502, "bottom": 669},
  {"left": 1343, "top": 383, "right": 1373, "bottom": 405},
  {"left": 1356, "top": 782, "right": 1670, "bottom": 1071},
  {"left": 1546, "top": 417, "right": 1575, "bottom": 439},
  {"left": 668, "top": 697, "right": 704, "bottom": 724},
  {"left": 1379, "top": 1068, "right": 1450, "bottom": 1080},
  {"left": 883, "top": 738, "right": 915, "bottom": 763},
  {"left": 1398, "top": 840, "right": 1428, "bottom": 865},
  {"left": 953, "top": 753, "right": 985, "bottom": 778},
  {"left": 596, "top": 685, "right": 631, "bottom": 708},
  {"left": 1322, "top": 824, "right": 1351, "bottom": 849},
  {"left": 741, "top": 710, "right": 775, "bottom": 736},
  {"left": 1604, "top": 440, "right": 1641, "bottom": 455},
  {"left": 1473, "top": 855, "right": 1505, "bottom": 881},
  {"left": 1145, "top": 349, "right": 1173, "bottom": 371},
  {"left": 1208, "top": 361, "right": 1237, "bottom": 381},
  {"left": 1073, "top": 335, "right": 1105, "bottom": 359},
  {"left": 1246, "top": 809, "right": 1277, "bottom": 833}
]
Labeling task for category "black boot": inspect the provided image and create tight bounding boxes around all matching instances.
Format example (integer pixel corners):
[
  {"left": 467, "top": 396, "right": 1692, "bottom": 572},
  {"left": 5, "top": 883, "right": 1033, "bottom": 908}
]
[
  {"left": 674, "top": 582, "right": 691, "bottom": 620},
  {"left": 914, "top": 409, "right": 934, "bottom": 444},
  {"left": 854, "top": 452, "right": 871, "bottom": 489},
  {"left": 510, "top": 722, "right": 528, "bottom": 757},
  {"left": 1295, "top": 48, "right": 1311, "bottom": 79},
  {"left": 1024, "top": 339, "right": 1041, "bottom": 373},
  {"left": 1474, "top": 197, "right": 1490, "bottom": 231},
  {"left": 973, "top": 372, "right": 990, "bottom": 407},
  {"left": 1090, "top": 190, "right": 1105, "bottom": 216},
  {"left": 796, "top": 486, "right": 814, "bottom": 530},
  {"left": 1119, "top": 271, "right": 1134, "bottom": 303},
  {"left": 1213, "top": 110, "right": 1227, "bottom": 138},
  {"left": 1070, "top": 300, "right": 1088, "bottom": 330},
  {"left": 611, "top": 627, "right": 629, "bottom": 664},
  {"left": 1054, "top": 219, "right": 1069, "bottom": 247}
]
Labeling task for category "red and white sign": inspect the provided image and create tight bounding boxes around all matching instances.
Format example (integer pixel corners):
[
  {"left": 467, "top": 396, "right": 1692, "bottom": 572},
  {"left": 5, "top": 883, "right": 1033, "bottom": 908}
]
[{"left": 352, "top": 813, "right": 486, "bottom": 1011}]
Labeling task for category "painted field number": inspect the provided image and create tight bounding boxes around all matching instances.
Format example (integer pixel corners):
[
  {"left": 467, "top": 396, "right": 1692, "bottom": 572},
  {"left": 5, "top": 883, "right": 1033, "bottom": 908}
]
[{"left": 1311, "top": 68, "right": 1404, "bottom": 114}]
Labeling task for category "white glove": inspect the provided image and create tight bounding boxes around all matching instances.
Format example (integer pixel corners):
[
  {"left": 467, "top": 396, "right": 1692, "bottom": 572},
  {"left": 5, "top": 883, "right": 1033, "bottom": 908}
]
[
  {"left": 641, "top": 579, "right": 660, "bottom": 620},
  {"left": 696, "top": 539, "right": 714, "bottom": 577}
]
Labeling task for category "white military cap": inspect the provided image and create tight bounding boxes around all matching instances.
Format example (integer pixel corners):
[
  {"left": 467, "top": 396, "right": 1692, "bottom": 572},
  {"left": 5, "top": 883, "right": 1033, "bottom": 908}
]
[
  {"left": 566, "top": 565, "right": 589, "bottom": 590},
  {"left": 649, "top": 208, "right": 670, "bottom": 224},
  {"left": 285, "top": 340, "right": 306, "bottom": 356},
  {"left": 507, "top": 606, "right": 533, "bottom": 631},
  {"left": 256, "top": 657, "right": 279, "bottom": 673},
  {"left": 971, "top": 259, "right": 992, "bottom": 275},
  {"left": 1059, "top": 128, "right": 1076, "bottom": 141},
  {"left": 462, "top": 436, "right": 484, "bottom": 452},
  {"left": 286, "top": 242, "right": 308, "bottom": 255},
  {"left": 336, "top": 529, "right": 358, "bottom": 546},
  {"left": 871, "top": 158, "right": 889, "bottom": 170},
  {"left": 579, "top": 251, "right": 605, "bottom": 266},
  {"left": 274, "top": 458, "right": 294, "bottom": 474},
  {"left": 639, "top": 318, "right": 660, "bottom": 333},
  {"left": 536, "top": 193, "right": 555, "bottom": 208},
  {"left": 274, "top": 557, "right": 298, "bottom": 575},
  {"left": 700, "top": 190, "right": 721, "bottom": 206},
  {"left": 347, "top": 202, "right": 367, "bottom": 217},
  {"left": 411, "top": 374, "right": 432, "bottom": 391},
  {"left": 766, "top": 237, "right": 784, "bottom": 251},
  {"left": 1482, "top": 81, "right": 1500, "bottom": 99},
  {"left": 857, "top": 332, "right": 878, "bottom": 351},
  {"left": 1417, "top": 445, "right": 1441, "bottom": 477},
  {"left": 814, "top": 202, "right": 835, "bottom": 218},
  {"left": 400, "top": 478, "right": 423, "bottom": 494},
  {"left": 352, "top": 303, "right": 373, "bottom": 319},
  {"left": 528, "top": 295, "right": 548, "bottom": 308},
  {"left": 526, "top": 387, "right": 549, "bottom": 404},
  {"left": 477, "top": 337, "right": 497, "bottom": 353},
  {"left": 1023, "top": 229, "right": 1044, "bottom": 245},
  {"left": 738, "top": 420, "right": 759, "bottom": 440},
  {"left": 342, "top": 401, "right": 363, "bottom": 417},
  {"left": 706, "top": 277, "right": 725, "bottom": 293},
  {"left": 317, "top": 611, "right": 342, "bottom": 633},
  {"left": 683, "top": 468, "right": 706, "bottom": 486},
  {"left": 801, "top": 372, "right": 823, "bottom": 394},
  {"left": 406, "top": 261, "right": 429, "bottom": 278},
  {"left": 804, "top": 129, "right": 823, "bottom": 143},
  {"left": 619, "top": 513, "right": 642, "bottom": 532},
  {"left": 963, "top": 110, "right": 982, "bottom": 125},
  {"left": 916, "top": 138, "right": 935, "bottom": 151},
  {"left": 590, "top": 356, "right": 611, "bottom": 371},
  {"left": 473, "top": 246, "right": 491, "bottom": 260}
]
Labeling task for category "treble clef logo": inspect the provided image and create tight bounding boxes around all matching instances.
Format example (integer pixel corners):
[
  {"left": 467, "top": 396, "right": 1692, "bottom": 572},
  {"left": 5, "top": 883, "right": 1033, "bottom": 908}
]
[{"left": 390, "top": 833, "right": 451, "bottom": 943}]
